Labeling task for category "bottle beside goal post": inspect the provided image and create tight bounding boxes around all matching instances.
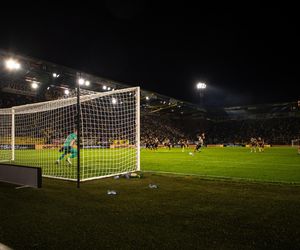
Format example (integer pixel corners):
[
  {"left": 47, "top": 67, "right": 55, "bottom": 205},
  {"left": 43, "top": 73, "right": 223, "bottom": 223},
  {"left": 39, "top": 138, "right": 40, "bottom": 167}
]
[{"left": 0, "top": 87, "right": 140, "bottom": 182}]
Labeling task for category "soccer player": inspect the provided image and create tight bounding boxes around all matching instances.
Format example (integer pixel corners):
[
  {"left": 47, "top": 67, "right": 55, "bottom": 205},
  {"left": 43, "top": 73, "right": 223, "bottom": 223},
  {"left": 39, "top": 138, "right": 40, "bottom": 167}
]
[
  {"left": 179, "top": 139, "right": 185, "bottom": 152},
  {"left": 250, "top": 137, "right": 257, "bottom": 153},
  {"left": 56, "top": 128, "right": 78, "bottom": 165},
  {"left": 179, "top": 139, "right": 188, "bottom": 152},
  {"left": 164, "top": 138, "right": 171, "bottom": 150},
  {"left": 194, "top": 134, "right": 204, "bottom": 153},
  {"left": 257, "top": 137, "right": 264, "bottom": 152}
]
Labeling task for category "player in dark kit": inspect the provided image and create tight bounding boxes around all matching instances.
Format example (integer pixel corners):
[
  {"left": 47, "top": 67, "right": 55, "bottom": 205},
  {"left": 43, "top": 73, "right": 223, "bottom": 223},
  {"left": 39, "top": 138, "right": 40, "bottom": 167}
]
[
  {"left": 257, "top": 137, "right": 265, "bottom": 152},
  {"left": 179, "top": 139, "right": 187, "bottom": 152},
  {"left": 153, "top": 138, "right": 159, "bottom": 150}
]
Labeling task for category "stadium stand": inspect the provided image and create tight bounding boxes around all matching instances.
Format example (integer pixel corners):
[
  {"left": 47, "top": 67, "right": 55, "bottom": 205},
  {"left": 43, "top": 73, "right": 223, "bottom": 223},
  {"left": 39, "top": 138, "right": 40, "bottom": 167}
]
[{"left": 1, "top": 50, "right": 300, "bottom": 146}]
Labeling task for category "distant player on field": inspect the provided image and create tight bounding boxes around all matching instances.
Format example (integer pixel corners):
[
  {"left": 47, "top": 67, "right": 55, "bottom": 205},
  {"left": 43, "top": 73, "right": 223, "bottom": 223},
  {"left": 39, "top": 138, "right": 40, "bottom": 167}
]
[
  {"left": 164, "top": 138, "right": 171, "bottom": 150},
  {"left": 194, "top": 133, "right": 205, "bottom": 153},
  {"left": 179, "top": 139, "right": 186, "bottom": 152},
  {"left": 257, "top": 137, "right": 264, "bottom": 152},
  {"left": 56, "top": 128, "right": 78, "bottom": 165},
  {"left": 250, "top": 137, "right": 257, "bottom": 153}
]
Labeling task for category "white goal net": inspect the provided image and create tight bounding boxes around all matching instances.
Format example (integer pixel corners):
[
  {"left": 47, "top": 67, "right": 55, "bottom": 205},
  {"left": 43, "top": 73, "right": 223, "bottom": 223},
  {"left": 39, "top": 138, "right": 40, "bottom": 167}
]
[{"left": 0, "top": 87, "right": 140, "bottom": 181}]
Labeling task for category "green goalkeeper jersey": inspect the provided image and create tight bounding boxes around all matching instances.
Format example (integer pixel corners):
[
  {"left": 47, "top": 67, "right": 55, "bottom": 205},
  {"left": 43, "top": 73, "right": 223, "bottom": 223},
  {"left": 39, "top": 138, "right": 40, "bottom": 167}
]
[{"left": 63, "top": 133, "right": 77, "bottom": 147}]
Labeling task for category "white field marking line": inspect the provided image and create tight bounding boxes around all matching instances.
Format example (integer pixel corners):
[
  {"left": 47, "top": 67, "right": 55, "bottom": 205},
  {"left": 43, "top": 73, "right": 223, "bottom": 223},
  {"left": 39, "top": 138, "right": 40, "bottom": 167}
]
[
  {"left": 15, "top": 185, "right": 30, "bottom": 189},
  {"left": 143, "top": 170, "right": 300, "bottom": 184},
  {"left": 142, "top": 158, "right": 300, "bottom": 167},
  {"left": 191, "top": 161, "right": 299, "bottom": 166},
  {"left": 193, "top": 159, "right": 300, "bottom": 167}
]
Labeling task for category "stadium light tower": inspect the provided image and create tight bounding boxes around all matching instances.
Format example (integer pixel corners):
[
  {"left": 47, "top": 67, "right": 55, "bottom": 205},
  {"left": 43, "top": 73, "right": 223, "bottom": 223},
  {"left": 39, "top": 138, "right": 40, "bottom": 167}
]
[
  {"left": 196, "top": 82, "right": 206, "bottom": 90},
  {"left": 5, "top": 59, "right": 21, "bottom": 71},
  {"left": 31, "top": 82, "right": 39, "bottom": 89},
  {"left": 196, "top": 82, "right": 206, "bottom": 106},
  {"left": 78, "top": 78, "right": 85, "bottom": 85}
]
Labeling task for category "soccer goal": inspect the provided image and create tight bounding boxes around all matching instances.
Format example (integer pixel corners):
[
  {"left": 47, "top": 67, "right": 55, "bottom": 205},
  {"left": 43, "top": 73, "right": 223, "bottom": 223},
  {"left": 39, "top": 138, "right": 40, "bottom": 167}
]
[{"left": 0, "top": 87, "right": 140, "bottom": 182}]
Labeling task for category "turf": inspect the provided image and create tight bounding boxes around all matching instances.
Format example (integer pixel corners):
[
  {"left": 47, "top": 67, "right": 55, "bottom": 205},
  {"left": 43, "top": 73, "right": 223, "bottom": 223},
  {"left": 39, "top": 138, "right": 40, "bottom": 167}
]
[
  {"left": 1, "top": 147, "right": 300, "bottom": 249},
  {"left": 142, "top": 147, "right": 300, "bottom": 183},
  {"left": 3, "top": 146, "right": 300, "bottom": 183},
  {"left": 0, "top": 174, "right": 300, "bottom": 249}
]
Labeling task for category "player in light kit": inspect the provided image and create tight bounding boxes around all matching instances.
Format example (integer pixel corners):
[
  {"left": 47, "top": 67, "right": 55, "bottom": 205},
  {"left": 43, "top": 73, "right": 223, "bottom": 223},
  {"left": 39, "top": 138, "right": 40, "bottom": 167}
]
[
  {"left": 194, "top": 133, "right": 205, "bottom": 153},
  {"left": 250, "top": 137, "right": 257, "bottom": 153},
  {"left": 56, "top": 128, "right": 78, "bottom": 165},
  {"left": 163, "top": 138, "right": 171, "bottom": 150}
]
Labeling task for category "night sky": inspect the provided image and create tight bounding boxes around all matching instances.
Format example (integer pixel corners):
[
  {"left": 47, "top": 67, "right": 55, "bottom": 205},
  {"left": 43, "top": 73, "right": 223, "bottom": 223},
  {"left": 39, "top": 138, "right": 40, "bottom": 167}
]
[{"left": 1, "top": 3, "right": 299, "bottom": 107}]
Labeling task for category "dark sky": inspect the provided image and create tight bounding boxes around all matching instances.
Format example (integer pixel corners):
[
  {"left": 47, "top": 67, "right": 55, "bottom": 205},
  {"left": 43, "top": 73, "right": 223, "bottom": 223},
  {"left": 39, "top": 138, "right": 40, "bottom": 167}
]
[{"left": 1, "top": 2, "right": 299, "bottom": 107}]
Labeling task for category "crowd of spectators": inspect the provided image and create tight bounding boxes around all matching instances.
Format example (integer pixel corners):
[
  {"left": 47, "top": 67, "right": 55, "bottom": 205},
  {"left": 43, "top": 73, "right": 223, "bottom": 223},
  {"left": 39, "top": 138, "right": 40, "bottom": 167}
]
[
  {"left": 1, "top": 92, "right": 299, "bottom": 145},
  {"left": 206, "top": 117, "right": 300, "bottom": 145},
  {"left": 0, "top": 92, "right": 39, "bottom": 108},
  {"left": 141, "top": 115, "right": 188, "bottom": 146},
  {"left": 141, "top": 115, "right": 300, "bottom": 146}
]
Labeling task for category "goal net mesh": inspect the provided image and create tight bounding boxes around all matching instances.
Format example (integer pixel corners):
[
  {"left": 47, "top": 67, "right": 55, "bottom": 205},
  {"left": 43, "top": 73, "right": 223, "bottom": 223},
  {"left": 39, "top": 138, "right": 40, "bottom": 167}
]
[{"left": 0, "top": 87, "right": 140, "bottom": 181}]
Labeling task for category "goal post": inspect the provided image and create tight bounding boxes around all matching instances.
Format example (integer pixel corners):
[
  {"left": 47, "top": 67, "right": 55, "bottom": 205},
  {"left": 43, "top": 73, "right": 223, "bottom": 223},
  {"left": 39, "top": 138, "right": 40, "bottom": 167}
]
[
  {"left": 0, "top": 87, "right": 140, "bottom": 182},
  {"left": 291, "top": 139, "right": 300, "bottom": 148},
  {"left": 11, "top": 108, "right": 15, "bottom": 161},
  {"left": 0, "top": 108, "right": 13, "bottom": 162}
]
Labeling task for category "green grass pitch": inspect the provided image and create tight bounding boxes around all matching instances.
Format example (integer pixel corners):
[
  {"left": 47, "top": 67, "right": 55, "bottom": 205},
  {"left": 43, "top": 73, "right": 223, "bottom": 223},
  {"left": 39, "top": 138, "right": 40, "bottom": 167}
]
[
  {"left": 5, "top": 146, "right": 300, "bottom": 183},
  {"left": 142, "top": 146, "right": 300, "bottom": 183},
  {"left": 1, "top": 147, "right": 300, "bottom": 249}
]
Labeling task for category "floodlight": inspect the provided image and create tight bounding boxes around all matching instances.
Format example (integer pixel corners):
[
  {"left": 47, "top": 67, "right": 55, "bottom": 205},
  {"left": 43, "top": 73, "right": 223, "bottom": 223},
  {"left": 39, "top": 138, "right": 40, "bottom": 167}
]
[
  {"left": 64, "top": 89, "right": 70, "bottom": 95},
  {"left": 146, "top": 96, "right": 149, "bottom": 100},
  {"left": 196, "top": 82, "right": 206, "bottom": 89},
  {"left": 52, "top": 73, "right": 59, "bottom": 78},
  {"left": 31, "top": 82, "right": 38, "bottom": 89},
  {"left": 78, "top": 78, "right": 85, "bottom": 85},
  {"left": 5, "top": 59, "right": 21, "bottom": 70},
  {"left": 107, "top": 87, "right": 111, "bottom": 91},
  {"left": 85, "top": 80, "right": 90, "bottom": 86},
  {"left": 103, "top": 85, "right": 107, "bottom": 90},
  {"left": 112, "top": 98, "right": 117, "bottom": 104}
]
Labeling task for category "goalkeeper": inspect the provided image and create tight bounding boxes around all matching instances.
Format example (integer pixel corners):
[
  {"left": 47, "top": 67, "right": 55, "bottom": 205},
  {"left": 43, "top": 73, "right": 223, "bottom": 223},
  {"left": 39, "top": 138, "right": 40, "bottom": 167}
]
[{"left": 56, "top": 128, "right": 77, "bottom": 165}]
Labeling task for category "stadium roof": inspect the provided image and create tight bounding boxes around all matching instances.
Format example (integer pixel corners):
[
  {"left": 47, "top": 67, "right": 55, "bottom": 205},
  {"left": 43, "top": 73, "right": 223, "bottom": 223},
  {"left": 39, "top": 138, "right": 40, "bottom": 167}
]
[
  {"left": 0, "top": 50, "right": 207, "bottom": 117},
  {"left": 0, "top": 50, "right": 299, "bottom": 120}
]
